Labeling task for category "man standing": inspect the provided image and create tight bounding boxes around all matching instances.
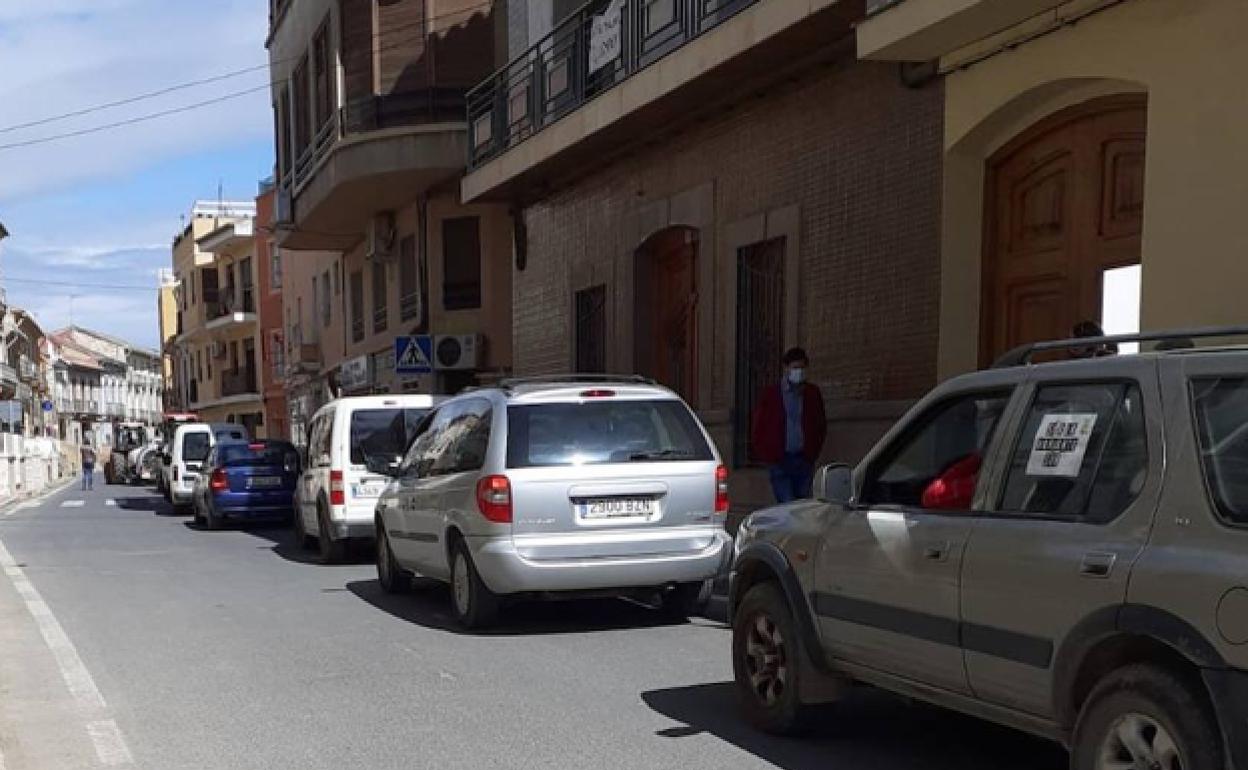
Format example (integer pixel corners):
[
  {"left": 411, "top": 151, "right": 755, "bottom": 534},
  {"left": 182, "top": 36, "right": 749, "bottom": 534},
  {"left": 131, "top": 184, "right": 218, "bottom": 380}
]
[
  {"left": 80, "top": 441, "right": 96, "bottom": 491},
  {"left": 750, "top": 347, "right": 827, "bottom": 502}
]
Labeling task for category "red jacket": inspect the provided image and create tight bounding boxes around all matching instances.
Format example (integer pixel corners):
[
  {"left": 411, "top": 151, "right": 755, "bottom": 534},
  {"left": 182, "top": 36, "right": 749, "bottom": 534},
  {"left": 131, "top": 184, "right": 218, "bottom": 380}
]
[{"left": 750, "top": 382, "right": 827, "bottom": 465}]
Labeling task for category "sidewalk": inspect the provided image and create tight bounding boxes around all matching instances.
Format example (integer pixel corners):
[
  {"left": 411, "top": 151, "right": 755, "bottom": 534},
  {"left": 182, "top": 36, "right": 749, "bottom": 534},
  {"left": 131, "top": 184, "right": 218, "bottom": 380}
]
[{"left": 0, "top": 476, "right": 78, "bottom": 517}]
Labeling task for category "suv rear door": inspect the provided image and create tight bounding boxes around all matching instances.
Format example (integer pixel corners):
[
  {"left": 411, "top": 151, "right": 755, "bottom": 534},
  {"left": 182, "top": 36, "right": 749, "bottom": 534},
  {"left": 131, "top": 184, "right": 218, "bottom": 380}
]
[
  {"left": 504, "top": 393, "right": 720, "bottom": 561},
  {"left": 959, "top": 361, "right": 1161, "bottom": 718},
  {"left": 816, "top": 387, "right": 1015, "bottom": 694}
]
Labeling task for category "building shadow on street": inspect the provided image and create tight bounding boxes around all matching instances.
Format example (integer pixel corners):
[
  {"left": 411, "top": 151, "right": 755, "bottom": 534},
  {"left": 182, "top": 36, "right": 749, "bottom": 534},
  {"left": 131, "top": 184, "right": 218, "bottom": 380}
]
[
  {"left": 345, "top": 577, "right": 699, "bottom": 637},
  {"left": 241, "top": 522, "right": 374, "bottom": 567},
  {"left": 640, "top": 682, "right": 1066, "bottom": 770}
]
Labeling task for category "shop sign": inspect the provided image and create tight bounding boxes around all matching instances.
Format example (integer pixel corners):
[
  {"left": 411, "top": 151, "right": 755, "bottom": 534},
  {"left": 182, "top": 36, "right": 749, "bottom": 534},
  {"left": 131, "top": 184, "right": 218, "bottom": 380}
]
[{"left": 339, "top": 355, "right": 373, "bottom": 392}]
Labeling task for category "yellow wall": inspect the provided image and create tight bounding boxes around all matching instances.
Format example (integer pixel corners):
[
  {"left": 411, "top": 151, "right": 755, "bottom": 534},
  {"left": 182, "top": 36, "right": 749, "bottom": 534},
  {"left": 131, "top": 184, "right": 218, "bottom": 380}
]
[{"left": 936, "top": 0, "right": 1248, "bottom": 377}]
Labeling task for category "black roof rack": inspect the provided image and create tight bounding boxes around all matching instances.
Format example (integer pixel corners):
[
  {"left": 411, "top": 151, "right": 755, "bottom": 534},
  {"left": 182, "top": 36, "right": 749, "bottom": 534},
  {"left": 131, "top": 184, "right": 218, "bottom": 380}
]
[
  {"left": 992, "top": 325, "right": 1248, "bottom": 369},
  {"left": 496, "top": 374, "right": 658, "bottom": 389}
]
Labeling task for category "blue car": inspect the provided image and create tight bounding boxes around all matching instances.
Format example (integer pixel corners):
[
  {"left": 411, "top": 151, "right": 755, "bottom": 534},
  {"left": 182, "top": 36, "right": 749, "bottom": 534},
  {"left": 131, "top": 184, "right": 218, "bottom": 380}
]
[{"left": 191, "top": 440, "right": 300, "bottom": 529}]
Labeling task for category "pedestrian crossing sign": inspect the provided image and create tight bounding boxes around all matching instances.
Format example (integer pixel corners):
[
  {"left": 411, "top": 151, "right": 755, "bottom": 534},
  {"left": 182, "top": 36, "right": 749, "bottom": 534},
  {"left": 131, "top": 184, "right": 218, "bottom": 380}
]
[{"left": 395, "top": 336, "right": 434, "bottom": 375}]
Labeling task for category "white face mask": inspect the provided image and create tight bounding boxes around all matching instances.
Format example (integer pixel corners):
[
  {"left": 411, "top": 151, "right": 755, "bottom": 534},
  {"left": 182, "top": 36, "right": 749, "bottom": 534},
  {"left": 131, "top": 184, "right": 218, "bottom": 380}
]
[{"left": 787, "top": 368, "right": 805, "bottom": 385}]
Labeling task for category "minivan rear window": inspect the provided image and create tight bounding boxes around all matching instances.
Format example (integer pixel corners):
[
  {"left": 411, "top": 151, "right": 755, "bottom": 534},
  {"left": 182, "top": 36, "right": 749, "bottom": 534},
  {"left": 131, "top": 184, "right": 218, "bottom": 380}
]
[
  {"left": 1191, "top": 377, "right": 1248, "bottom": 525},
  {"left": 183, "top": 433, "right": 211, "bottom": 462},
  {"left": 506, "top": 399, "right": 713, "bottom": 469},
  {"left": 350, "top": 409, "right": 430, "bottom": 466}
]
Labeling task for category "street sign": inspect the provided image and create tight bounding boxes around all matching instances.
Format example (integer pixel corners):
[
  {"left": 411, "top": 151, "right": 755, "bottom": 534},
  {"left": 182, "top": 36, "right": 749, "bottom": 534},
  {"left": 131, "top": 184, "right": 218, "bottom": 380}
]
[
  {"left": 394, "top": 335, "right": 433, "bottom": 375},
  {"left": 41, "top": 400, "right": 53, "bottom": 412}
]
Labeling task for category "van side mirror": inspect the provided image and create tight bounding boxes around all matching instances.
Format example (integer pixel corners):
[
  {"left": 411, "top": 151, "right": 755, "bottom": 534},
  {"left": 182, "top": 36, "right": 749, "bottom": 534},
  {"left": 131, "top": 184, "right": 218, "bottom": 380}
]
[
  {"left": 365, "top": 455, "right": 399, "bottom": 477},
  {"left": 815, "top": 464, "right": 853, "bottom": 505}
]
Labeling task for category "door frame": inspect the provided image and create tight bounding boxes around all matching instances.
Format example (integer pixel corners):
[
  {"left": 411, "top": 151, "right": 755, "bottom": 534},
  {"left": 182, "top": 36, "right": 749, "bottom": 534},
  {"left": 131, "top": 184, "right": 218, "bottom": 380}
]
[{"left": 979, "top": 93, "right": 1149, "bottom": 368}]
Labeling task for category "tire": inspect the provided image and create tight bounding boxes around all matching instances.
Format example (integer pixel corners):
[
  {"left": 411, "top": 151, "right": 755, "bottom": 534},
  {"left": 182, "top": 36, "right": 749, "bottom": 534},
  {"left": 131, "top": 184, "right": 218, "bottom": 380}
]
[
  {"left": 660, "top": 581, "right": 706, "bottom": 621},
  {"left": 375, "top": 524, "right": 410, "bottom": 594},
  {"left": 192, "top": 498, "right": 205, "bottom": 527},
  {"left": 1071, "top": 664, "right": 1224, "bottom": 770},
  {"left": 449, "top": 539, "right": 500, "bottom": 630},
  {"left": 293, "top": 507, "right": 316, "bottom": 551},
  {"left": 732, "top": 582, "right": 819, "bottom": 736},
  {"left": 204, "top": 500, "right": 223, "bottom": 531},
  {"left": 317, "top": 504, "right": 347, "bottom": 564}
]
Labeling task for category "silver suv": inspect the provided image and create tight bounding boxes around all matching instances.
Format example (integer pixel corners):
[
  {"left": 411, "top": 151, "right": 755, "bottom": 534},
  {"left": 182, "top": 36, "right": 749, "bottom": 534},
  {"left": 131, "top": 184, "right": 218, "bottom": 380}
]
[
  {"left": 372, "top": 376, "right": 732, "bottom": 628},
  {"left": 730, "top": 329, "right": 1248, "bottom": 770}
]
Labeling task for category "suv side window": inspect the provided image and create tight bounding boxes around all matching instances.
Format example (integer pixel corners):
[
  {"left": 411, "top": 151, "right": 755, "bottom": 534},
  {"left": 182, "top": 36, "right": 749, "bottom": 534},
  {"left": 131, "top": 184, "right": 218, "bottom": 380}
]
[
  {"left": 403, "top": 406, "right": 456, "bottom": 479},
  {"left": 431, "top": 398, "right": 492, "bottom": 476},
  {"left": 860, "top": 391, "right": 1012, "bottom": 511},
  {"left": 1190, "top": 376, "right": 1248, "bottom": 526},
  {"left": 998, "top": 382, "right": 1147, "bottom": 522},
  {"left": 310, "top": 413, "right": 332, "bottom": 467}
]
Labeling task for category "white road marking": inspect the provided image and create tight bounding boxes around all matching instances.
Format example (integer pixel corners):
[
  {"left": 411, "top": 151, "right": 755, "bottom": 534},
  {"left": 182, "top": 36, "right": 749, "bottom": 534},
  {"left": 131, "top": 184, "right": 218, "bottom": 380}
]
[
  {"left": 105, "top": 499, "right": 116, "bottom": 507},
  {"left": 0, "top": 537, "right": 134, "bottom": 767},
  {"left": 61, "top": 500, "right": 85, "bottom": 508}
]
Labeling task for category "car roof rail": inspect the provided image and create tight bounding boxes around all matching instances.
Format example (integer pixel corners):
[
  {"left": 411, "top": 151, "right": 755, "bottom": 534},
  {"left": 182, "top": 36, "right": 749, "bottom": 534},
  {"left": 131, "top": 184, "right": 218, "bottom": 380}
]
[
  {"left": 497, "top": 373, "right": 659, "bottom": 390},
  {"left": 993, "top": 325, "right": 1248, "bottom": 368}
]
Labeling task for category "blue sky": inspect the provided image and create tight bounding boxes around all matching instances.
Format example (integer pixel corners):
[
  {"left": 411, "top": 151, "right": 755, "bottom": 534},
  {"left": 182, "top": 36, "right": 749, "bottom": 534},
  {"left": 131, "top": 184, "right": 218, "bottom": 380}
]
[{"left": 0, "top": 0, "right": 274, "bottom": 349}]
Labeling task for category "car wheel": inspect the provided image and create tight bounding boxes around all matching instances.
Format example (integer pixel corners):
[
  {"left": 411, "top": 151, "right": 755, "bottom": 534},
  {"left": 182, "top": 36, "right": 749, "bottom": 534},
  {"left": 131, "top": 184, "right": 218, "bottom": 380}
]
[
  {"left": 317, "top": 504, "right": 347, "bottom": 564},
  {"left": 376, "top": 525, "right": 410, "bottom": 594},
  {"left": 293, "top": 507, "right": 315, "bottom": 551},
  {"left": 449, "top": 539, "right": 499, "bottom": 630},
  {"left": 205, "top": 501, "right": 223, "bottom": 531},
  {"left": 732, "top": 582, "right": 819, "bottom": 736},
  {"left": 660, "top": 581, "right": 706, "bottom": 621},
  {"left": 1072, "top": 664, "right": 1223, "bottom": 770},
  {"left": 192, "top": 498, "right": 205, "bottom": 526}
]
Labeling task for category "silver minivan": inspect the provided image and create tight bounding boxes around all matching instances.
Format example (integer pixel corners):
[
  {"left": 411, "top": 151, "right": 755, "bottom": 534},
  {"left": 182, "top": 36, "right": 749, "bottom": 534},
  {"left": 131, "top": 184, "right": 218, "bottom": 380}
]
[{"left": 372, "top": 377, "right": 732, "bottom": 628}]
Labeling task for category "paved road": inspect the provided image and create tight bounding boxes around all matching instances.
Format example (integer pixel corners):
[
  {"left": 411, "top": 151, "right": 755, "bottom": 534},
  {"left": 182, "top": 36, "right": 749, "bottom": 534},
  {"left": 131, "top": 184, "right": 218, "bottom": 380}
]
[{"left": 0, "top": 483, "right": 1067, "bottom": 770}]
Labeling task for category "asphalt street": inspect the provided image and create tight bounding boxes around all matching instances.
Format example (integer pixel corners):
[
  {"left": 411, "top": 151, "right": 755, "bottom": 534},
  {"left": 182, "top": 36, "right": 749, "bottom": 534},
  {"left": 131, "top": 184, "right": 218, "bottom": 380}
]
[{"left": 0, "top": 483, "right": 1067, "bottom": 770}]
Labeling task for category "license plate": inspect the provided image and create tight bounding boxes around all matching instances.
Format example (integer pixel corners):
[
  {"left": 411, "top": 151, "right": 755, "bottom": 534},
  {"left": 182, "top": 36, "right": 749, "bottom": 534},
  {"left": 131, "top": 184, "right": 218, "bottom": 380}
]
[
  {"left": 352, "top": 482, "right": 386, "bottom": 498},
  {"left": 579, "top": 498, "right": 655, "bottom": 519},
  {"left": 247, "top": 476, "right": 282, "bottom": 489}
]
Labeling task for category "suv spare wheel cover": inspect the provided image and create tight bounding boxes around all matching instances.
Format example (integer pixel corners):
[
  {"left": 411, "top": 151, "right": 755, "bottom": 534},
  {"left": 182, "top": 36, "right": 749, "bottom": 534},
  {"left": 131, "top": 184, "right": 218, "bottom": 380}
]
[{"left": 1216, "top": 588, "right": 1248, "bottom": 645}]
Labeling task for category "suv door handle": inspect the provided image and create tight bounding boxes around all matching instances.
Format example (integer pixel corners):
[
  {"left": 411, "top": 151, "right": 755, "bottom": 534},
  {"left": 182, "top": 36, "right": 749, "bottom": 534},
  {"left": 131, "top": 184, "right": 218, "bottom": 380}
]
[
  {"left": 923, "top": 541, "right": 952, "bottom": 561},
  {"left": 1080, "top": 552, "right": 1117, "bottom": 578}
]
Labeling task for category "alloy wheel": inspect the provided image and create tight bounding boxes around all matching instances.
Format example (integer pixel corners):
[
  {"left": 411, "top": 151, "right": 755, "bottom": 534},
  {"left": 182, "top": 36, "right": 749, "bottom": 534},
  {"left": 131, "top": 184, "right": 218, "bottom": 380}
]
[
  {"left": 1097, "top": 713, "right": 1183, "bottom": 770},
  {"left": 743, "top": 612, "right": 788, "bottom": 708}
]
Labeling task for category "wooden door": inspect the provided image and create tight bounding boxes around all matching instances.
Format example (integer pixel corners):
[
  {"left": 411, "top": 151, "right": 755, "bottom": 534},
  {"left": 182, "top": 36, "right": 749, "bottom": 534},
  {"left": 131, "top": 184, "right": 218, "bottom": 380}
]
[
  {"left": 982, "top": 96, "right": 1146, "bottom": 364},
  {"left": 637, "top": 228, "right": 699, "bottom": 406}
]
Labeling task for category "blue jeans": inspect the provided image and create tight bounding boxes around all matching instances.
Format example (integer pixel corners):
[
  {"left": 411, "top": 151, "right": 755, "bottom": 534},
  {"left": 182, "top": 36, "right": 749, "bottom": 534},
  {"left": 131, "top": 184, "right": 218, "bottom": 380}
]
[
  {"left": 769, "top": 453, "right": 813, "bottom": 503},
  {"left": 82, "top": 464, "right": 94, "bottom": 490}
]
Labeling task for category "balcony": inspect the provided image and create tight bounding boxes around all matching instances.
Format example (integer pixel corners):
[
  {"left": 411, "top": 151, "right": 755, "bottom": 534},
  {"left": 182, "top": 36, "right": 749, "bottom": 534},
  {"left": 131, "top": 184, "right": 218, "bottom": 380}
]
[
  {"left": 286, "top": 342, "right": 322, "bottom": 378},
  {"left": 462, "top": 0, "right": 858, "bottom": 201},
  {"left": 18, "top": 357, "right": 37, "bottom": 383},
  {"left": 106, "top": 402, "right": 125, "bottom": 418},
  {"left": 857, "top": 0, "right": 1070, "bottom": 61},
  {"left": 0, "top": 363, "right": 17, "bottom": 392},
  {"left": 274, "top": 5, "right": 495, "bottom": 251},
  {"left": 205, "top": 287, "right": 259, "bottom": 333},
  {"left": 221, "top": 369, "right": 259, "bottom": 399}
]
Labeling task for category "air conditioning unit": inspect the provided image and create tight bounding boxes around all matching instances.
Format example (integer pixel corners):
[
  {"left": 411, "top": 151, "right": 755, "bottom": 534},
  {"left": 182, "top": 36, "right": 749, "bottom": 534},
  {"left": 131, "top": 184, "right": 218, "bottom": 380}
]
[
  {"left": 210, "top": 341, "right": 227, "bottom": 359},
  {"left": 274, "top": 188, "right": 294, "bottom": 227},
  {"left": 434, "top": 334, "right": 482, "bottom": 371},
  {"left": 366, "top": 211, "right": 397, "bottom": 261}
]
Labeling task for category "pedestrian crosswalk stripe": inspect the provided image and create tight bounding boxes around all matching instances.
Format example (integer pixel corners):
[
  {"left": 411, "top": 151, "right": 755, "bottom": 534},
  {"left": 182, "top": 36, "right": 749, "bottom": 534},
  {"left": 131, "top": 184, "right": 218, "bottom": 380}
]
[
  {"left": 61, "top": 500, "right": 84, "bottom": 508},
  {"left": 105, "top": 499, "right": 115, "bottom": 507}
]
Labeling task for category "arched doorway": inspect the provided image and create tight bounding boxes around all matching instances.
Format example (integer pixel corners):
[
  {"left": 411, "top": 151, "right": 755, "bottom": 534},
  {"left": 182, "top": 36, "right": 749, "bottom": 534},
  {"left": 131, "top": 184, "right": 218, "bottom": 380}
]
[
  {"left": 634, "top": 226, "right": 699, "bottom": 406},
  {"left": 981, "top": 95, "right": 1147, "bottom": 363}
]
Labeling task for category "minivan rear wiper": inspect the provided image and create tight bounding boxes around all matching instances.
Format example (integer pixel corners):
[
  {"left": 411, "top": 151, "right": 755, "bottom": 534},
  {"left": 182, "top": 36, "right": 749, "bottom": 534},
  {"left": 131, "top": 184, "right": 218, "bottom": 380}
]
[{"left": 628, "top": 449, "right": 696, "bottom": 461}]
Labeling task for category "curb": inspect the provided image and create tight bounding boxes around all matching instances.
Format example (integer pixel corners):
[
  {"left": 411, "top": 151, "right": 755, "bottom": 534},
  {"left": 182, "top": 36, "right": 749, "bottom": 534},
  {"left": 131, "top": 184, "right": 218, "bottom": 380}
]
[{"left": 0, "top": 477, "right": 78, "bottom": 515}]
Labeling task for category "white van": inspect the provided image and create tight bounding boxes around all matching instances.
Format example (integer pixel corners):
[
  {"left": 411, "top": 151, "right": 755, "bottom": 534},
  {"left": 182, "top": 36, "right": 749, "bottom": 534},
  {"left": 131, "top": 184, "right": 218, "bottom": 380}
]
[
  {"left": 295, "top": 395, "right": 442, "bottom": 563},
  {"left": 164, "top": 422, "right": 249, "bottom": 510}
]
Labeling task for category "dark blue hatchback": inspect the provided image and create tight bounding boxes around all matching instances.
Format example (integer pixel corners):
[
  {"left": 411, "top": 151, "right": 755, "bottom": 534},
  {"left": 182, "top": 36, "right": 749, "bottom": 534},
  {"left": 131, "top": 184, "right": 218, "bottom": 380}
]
[{"left": 191, "top": 440, "right": 300, "bottom": 529}]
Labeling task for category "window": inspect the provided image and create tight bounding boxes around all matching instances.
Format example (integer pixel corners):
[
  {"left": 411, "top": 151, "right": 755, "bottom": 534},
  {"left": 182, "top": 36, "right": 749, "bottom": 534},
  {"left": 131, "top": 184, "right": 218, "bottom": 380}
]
[
  {"left": 734, "top": 238, "right": 785, "bottom": 467},
  {"left": 999, "top": 383, "right": 1147, "bottom": 522},
  {"left": 182, "top": 432, "right": 212, "bottom": 462},
  {"left": 276, "top": 87, "right": 292, "bottom": 178},
  {"left": 372, "top": 261, "right": 387, "bottom": 333},
  {"left": 292, "top": 56, "right": 311, "bottom": 155},
  {"left": 201, "top": 267, "right": 219, "bottom": 308},
  {"left": 575, "top": 285, "right": 606, "bottom": 374},
  {"left": 270, "top": 330, "right": 285, "bottom": 381},
  {"left": 861, "top": 392, "right": 1012, "bottom": 511},
  {"left": 349, "top": 408, "right": 432, "bottom": 466},
  {"left": 240, "top": 257, "right": 254, "bottom": 312},
  {"left": 218, "top": 441, "right": 299, "bottom": 471},
  {"left": 399, "top": 235, "right": 419, "bottom": 321},
  {"left": 312, "top": 20, "right": 333, "bottom": 130},
  {"left": 322, "top": 269, "right": 332, "bottom": 327},
  {"left": 1191, "top": 377, "right": 1248, "bottom": 526},
  {"left": 443, "top": 217, "right": 482, "bottom": 310},
  {"left": 309, "top": 413, "right": 333, "bottom": 464},
  {"left": 350, "top": 270, "right": 364, "bottom": 342},
  {"left": 334, "top": 262, "right": 341, "bottom": 295},
  {"left": 506, "top": 400, "right": 713, "bottom": 469},
  {"left": 432, "top": 400, "right": 493, "bottom": 475},
  {"left": 269, "top": 243, "right": 282, "bottom": 291}
]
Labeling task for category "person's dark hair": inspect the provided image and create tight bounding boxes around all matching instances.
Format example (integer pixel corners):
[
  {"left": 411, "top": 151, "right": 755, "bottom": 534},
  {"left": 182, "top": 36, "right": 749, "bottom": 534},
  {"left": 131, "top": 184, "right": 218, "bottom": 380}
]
[{"left": 782, "top": 347, "right": 809, "bottom": 366}]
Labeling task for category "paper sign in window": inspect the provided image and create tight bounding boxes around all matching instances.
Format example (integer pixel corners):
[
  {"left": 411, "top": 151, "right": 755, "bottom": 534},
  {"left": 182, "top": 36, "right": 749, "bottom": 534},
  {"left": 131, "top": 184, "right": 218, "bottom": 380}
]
[{"left": 1026, "top": 413, "right": 1098, "bottom": 478}]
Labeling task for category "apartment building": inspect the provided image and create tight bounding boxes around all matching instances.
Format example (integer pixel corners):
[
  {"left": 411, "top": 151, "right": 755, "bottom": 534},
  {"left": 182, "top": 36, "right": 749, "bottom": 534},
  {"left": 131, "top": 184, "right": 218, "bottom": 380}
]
[
  {"left": 50, "top": 327, "right": 163, "bottom": 444},
  {"left": 255, "top": 182, "right": 289, "bottom": 440},
  {"left": 268, "top": 0, "right": 514, "bottom": 443},
  {"left": 462, "top": 0, "right": 944, "bottom": 511},
  {"left": 167, "top": 201, "right": 264, "bottom": 434},
  {"left": 157, "top": 268, "right": 181, "bottom": 412},
  {"left": 857, "top": 0, "right": 1248, "bottom": 377}
]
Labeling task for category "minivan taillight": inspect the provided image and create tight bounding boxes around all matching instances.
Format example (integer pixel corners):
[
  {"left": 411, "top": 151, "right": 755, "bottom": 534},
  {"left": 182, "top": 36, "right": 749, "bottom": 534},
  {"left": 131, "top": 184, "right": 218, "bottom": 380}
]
[
  {"left": 476, "top": 475, "right": 512, "bottom": 523},
  {"left": 715, "top": 465, "right": 729, "bottom": 514},
  {"left": 329, "top": 470, "right": 344, "bottom": 506},
  {"left": 210, "top": 468, "right": 228, "bottom": 493}
]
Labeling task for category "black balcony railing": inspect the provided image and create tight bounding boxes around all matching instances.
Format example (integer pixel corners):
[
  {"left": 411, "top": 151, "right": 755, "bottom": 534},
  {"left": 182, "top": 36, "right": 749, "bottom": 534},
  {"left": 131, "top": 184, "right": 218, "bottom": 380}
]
[
  {"left": 467, "top": 0, "right": 758, "bottom": 170},
  {"left": 222, "top": 369, "right": 258, "bottom": 398}
]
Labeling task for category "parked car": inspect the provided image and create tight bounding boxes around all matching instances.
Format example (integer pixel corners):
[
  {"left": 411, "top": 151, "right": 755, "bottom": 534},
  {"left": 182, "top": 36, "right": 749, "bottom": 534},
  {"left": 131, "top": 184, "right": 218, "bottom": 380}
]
[
  {"left": 729, "top": 328, "right": 1248, "bottom": 770},
  {"left": 294, "top": 395, "right": 443, "bottom": 563},
  {"left": 371, "top": 376, "right": 732, "bottom": 629},
  {"left": 191, "top": 440, "right": 300, "bottom": 529},
  {"left": 163, "top": 423, "right": 249, "bottom": 512}
]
